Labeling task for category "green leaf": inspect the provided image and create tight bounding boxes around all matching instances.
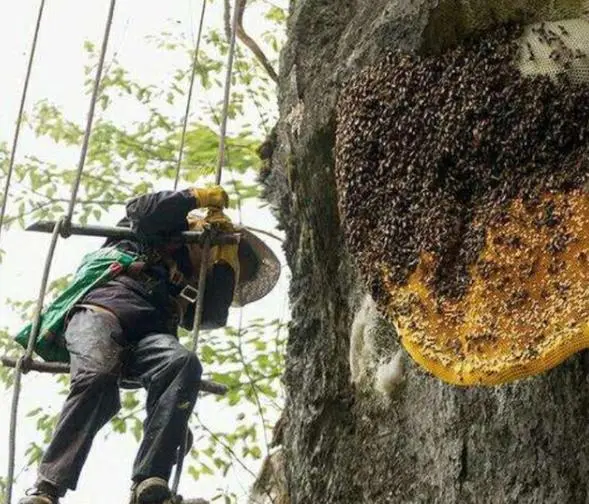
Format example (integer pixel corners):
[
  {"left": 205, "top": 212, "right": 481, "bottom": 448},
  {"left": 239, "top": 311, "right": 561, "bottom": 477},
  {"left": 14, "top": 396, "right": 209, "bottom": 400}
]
[
  {"left": 83, "top": 40, "right": 95, "bottom": 53},
  {"left": 26, "top": 407, "right": 42, "bottom": 418}
]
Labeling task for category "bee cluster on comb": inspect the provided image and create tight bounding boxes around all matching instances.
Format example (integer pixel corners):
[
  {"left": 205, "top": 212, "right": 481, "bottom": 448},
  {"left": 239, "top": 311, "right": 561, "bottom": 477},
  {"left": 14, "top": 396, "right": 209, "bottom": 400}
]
[
  {"left": 336, "top": 24, "right": 589, "bottom": 384},
  {"left": 336, "top": 24, "right": 589, "bottom": 302}
]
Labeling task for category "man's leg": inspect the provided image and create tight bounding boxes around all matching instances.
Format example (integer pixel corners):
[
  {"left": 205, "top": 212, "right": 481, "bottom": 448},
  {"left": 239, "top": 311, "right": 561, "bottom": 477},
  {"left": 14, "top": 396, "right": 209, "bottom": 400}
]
[
  {"left": 36, "top": 308, "right": 125, "bottom": 494},
  {"left": 126, "top": 333, "right": 202, "bottom": 483}
]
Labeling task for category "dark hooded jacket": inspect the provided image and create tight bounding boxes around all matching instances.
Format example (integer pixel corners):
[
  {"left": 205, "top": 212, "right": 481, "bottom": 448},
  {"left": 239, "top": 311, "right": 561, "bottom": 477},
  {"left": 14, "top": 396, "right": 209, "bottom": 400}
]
[{"left": 81, "top": 189, "right": 234, "bottom": 339}]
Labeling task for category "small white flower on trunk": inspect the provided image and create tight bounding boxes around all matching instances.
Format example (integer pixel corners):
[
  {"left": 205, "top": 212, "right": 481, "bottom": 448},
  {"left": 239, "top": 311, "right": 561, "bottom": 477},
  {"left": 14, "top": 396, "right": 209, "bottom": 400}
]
[
  {"left": 375, "top": 350, "right": 404, "bottom": 396},
  {"left": 349, "top": 294, "right": 377, "bottom": 385},
  {"left": 349, "top": 293, "right": 402, "bottom": 394}
]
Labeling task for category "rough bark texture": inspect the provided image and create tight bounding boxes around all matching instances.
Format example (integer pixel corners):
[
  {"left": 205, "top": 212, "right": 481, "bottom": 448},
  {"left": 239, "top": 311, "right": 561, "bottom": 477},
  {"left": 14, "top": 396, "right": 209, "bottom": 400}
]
[{"left": 264, "top": 1, "right": 589, "bottom": 503}]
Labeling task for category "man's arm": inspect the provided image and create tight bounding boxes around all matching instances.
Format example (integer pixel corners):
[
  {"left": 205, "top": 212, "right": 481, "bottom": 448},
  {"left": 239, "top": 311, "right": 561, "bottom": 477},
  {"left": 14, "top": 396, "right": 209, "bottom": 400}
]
[
  {"left": 126, "top": 190, "right": 197, "bottom": 236},
  {"left": 126, "top": 187, "right": 229, "bottom": 237}
]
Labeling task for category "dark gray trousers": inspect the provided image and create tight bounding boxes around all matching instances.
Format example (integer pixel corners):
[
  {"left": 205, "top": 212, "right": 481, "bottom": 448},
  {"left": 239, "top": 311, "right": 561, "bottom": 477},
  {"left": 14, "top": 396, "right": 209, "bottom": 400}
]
[{"left": 38, "top": 308, "right": 202, "bottom": 493}]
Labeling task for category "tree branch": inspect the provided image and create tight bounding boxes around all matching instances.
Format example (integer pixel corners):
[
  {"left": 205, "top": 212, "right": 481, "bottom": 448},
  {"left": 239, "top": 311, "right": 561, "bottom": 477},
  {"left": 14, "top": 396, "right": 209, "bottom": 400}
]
[
  {"left": 2, "top": 201, "right": 53, "bottom": 226},
  {"left": 236, "top": 0, "right": 279, "bottom": 83},
  {"left": 194, "top": 414, "right": 259, "bottom": 480},
  {"left": 194, "top": 415, "right": 278, "bottom": 504}
]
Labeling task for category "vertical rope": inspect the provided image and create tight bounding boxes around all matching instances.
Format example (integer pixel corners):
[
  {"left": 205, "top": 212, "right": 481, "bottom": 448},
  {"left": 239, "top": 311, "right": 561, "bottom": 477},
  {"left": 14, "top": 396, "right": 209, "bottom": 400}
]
[
  {"left": 6, "top": 358, "right": 24, "bottom": 504},
  {"left": 171, "top": 3, "right": 210, "bottom": 494},
  {"left": 0, "top": 0, "right": 47, "bottom": 247},
  {"left": 5, "top": 2, "right": 117, "bottom": 501},
  {"left": 171, "top": 244, "right": 209, "bottom": 496},
  {"left": 63, "top": 0, "right": 117, "bottom": 229},
  {"left": 189, "top": 249, "right": 210, "bottom": 355},
  {"left": 193, "top": 0, "right": 240, "bottom": 399},
  {"left": 215, "top": 0, "right": 241, "bottom": 185},
  {"left": 173, "top": 2, "right": 240, "bottom": 498},
  {"left": 173, "top": 0, "right": 208, "bottom": 191}
]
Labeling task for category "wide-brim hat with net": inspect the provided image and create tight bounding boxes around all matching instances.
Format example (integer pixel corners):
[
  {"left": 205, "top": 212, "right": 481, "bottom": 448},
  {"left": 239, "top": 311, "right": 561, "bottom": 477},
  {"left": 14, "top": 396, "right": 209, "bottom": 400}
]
[{"left": 233, "top": 227, "right": 281, "bottom": 306}]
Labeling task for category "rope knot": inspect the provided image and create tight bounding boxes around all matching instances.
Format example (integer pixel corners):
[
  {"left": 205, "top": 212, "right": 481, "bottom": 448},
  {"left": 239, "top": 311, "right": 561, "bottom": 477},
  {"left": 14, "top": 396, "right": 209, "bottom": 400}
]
[
  {"left": 17, "top": 355, "right": 33, "bottom": 374},
  {"left": 59, "top": 216, "right": 72, "bottom": 239}
]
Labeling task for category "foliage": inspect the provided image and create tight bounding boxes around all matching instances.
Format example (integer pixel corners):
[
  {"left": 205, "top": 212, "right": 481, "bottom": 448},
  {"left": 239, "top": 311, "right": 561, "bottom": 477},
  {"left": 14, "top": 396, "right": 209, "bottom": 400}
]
[
  {"left": 188, "top": 317, "right": 286, "bottom": 484},
  {"left": 0, "top": 1, "right": 288, "bottom": 501},
  {"left": 0, "top": 476, "right": 6, "bottom": 503},
  {"left": 1, "top": 1, "right": 284, "bottom": 229}
]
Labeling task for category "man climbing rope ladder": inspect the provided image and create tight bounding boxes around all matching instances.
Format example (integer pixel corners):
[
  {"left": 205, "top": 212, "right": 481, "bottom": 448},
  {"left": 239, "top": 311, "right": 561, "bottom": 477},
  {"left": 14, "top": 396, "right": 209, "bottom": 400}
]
[{"left": 17, "top": 186, "right": 279, "bottom": 504}]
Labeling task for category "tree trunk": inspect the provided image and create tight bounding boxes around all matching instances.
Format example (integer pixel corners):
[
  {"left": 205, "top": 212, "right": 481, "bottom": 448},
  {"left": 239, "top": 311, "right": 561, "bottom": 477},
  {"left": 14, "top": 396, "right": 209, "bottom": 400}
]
[{"left": 263, "top": 1, "right": 589, "bottom": 503}]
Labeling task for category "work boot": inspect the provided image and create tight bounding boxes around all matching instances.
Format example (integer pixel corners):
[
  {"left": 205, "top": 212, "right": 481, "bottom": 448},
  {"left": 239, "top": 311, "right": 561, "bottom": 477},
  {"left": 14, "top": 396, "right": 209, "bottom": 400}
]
[
  {"left": 18, "top": 481, "right": 60, "bottom": 504},
  {"left": 129, "top": 477, "right": 171, "bottom": 504}
]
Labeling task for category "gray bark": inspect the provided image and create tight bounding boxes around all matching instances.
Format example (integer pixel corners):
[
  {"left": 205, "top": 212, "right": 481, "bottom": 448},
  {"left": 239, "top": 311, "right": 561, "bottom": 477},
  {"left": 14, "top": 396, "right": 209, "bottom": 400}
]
[{"left": 263, "top": 1, "right": 589, "bottom": 503}]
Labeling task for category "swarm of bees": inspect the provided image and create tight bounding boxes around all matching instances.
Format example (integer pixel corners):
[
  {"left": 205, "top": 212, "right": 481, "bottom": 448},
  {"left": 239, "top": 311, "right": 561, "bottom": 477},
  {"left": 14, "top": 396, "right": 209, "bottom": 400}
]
[{"left": 335, "top": 24, "right": 589, "bottom": 384}]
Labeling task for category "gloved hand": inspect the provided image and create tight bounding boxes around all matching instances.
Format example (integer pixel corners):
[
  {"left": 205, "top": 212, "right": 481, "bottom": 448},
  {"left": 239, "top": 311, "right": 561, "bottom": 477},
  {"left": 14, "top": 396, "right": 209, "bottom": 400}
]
[
  {"left": 191, "top": 186, "right": 229, "bottom": 209},
  {"left": 205, "top": 209, "right": 240, "bottom": 274},
  {"left": 204, "top": 208, "right": 235, "bottom": 232},
  {"left": 187, "top": 209, "right": 240, "bottom": 278}
]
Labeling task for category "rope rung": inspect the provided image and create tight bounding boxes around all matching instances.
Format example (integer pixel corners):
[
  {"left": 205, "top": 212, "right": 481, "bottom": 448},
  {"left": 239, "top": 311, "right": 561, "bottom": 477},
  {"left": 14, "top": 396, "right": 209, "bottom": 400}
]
[
  {"left": 27, "top": 220, "right": 240, "bottom": 245},
  {"left": 1, "top": 357, "right": 228, "bottom": 396}
]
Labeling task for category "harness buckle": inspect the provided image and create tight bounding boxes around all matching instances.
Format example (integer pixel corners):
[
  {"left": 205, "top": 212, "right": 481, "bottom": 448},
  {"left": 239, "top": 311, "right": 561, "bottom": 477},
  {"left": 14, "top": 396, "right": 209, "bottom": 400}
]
[{"left": 179, "top": 284, "right": 199, "bottom": 304}]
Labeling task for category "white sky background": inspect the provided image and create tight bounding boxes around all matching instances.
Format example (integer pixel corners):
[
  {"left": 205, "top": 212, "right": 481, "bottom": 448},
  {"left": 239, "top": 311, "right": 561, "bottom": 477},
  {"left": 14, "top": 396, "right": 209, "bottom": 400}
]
[{"left": 0, "top": 1, "right": 288, "bottom": 502}]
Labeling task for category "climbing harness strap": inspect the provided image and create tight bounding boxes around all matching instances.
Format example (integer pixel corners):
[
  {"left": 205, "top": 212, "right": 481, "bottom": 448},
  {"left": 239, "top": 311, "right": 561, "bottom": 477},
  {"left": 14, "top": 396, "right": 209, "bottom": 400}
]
[{"left": 179, "top": 284, "right": 200, "bottom": 304}]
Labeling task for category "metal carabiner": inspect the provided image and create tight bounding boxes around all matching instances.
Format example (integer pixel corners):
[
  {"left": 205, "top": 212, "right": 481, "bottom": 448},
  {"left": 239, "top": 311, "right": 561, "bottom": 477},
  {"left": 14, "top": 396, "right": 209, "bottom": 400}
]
[{"left": 179, "top": 284, "right": 199, "bottom": 304}]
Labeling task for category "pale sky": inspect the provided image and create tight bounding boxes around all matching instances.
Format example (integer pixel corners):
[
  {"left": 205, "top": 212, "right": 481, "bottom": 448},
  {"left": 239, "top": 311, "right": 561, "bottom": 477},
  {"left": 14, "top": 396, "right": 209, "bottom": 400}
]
[{"left": 0, "top": 1, "right": 288, "bottom": 503}]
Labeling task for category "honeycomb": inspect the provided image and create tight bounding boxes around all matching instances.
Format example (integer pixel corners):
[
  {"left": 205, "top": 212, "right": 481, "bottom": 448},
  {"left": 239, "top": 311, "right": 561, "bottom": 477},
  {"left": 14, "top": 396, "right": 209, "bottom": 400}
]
[
  {"left": 387, "top": 192, "right": 589, "bottom": 385},
  {"left": 422, "top": 0, "right": 587, "bottom": 53},
  {"left": 516, "top": 18, "right": 589, "bottom": 84},
  {"left": 336, "top": 20, "right": 589, "bottom": 385}
]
